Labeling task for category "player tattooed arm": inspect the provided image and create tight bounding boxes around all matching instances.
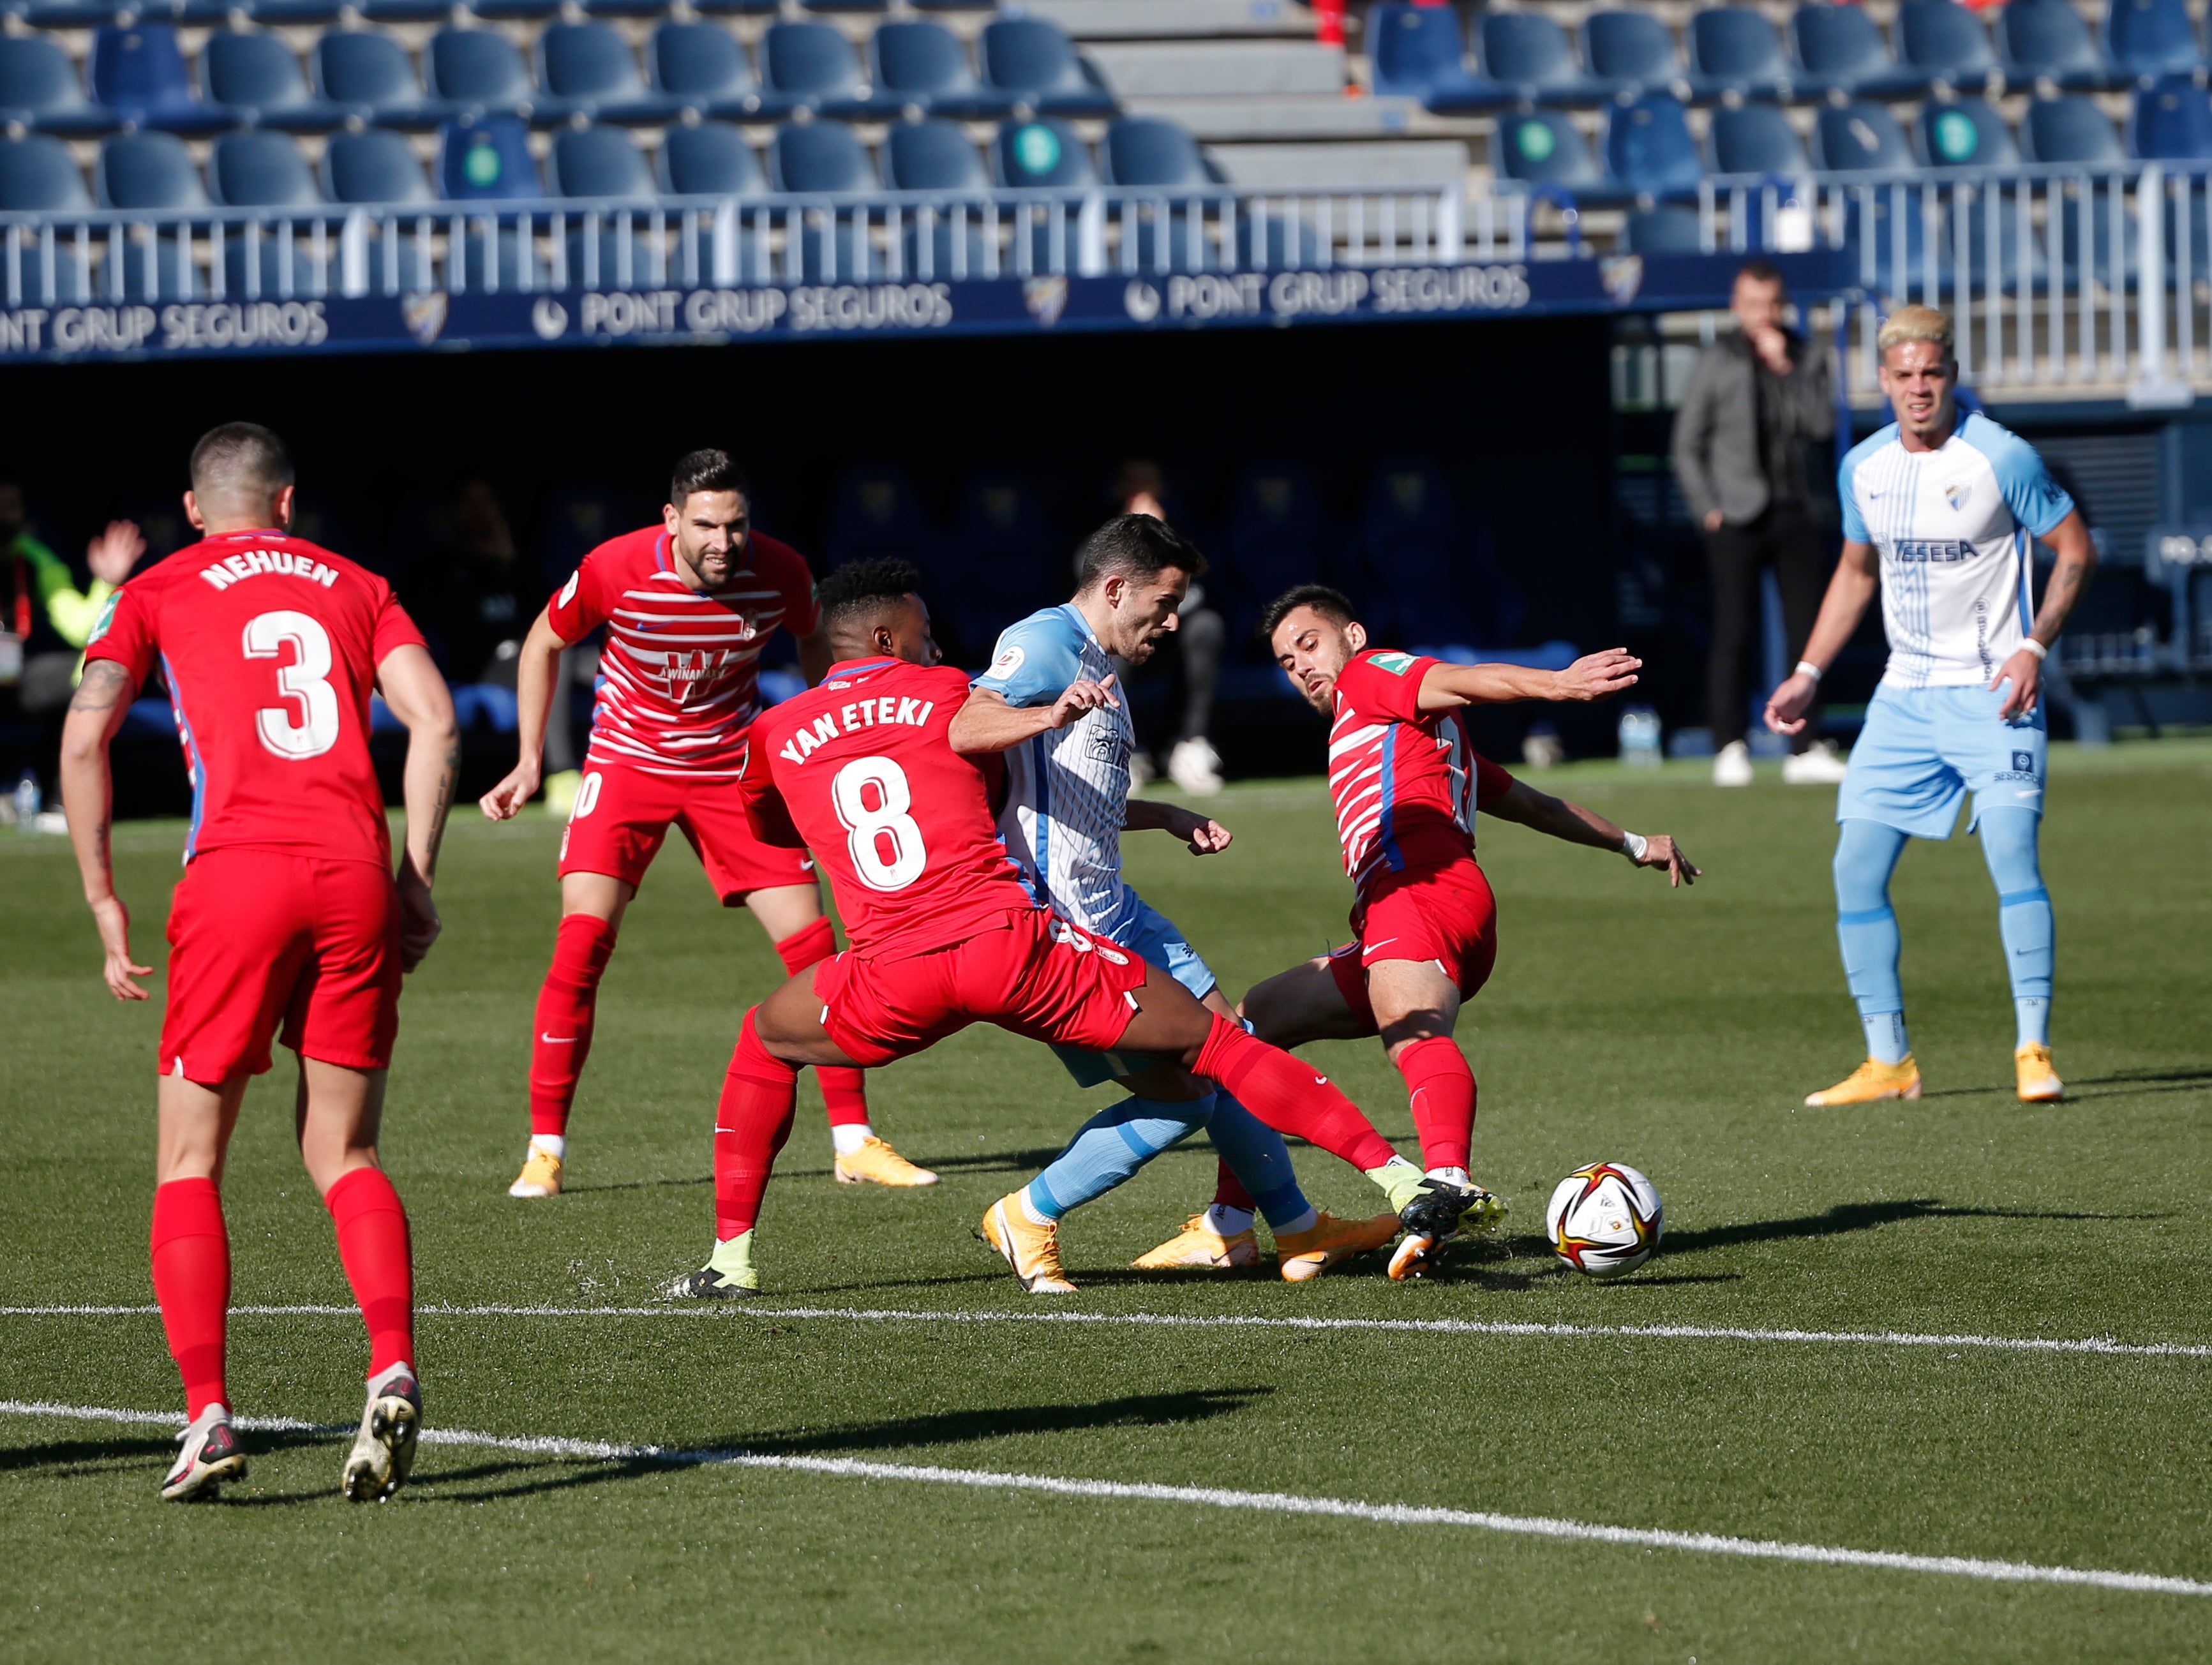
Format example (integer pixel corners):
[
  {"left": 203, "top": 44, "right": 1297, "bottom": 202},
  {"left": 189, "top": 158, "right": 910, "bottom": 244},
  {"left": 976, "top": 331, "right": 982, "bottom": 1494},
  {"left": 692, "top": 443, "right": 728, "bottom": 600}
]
[
  {"left": 1123, "top": 798, "right": 1232, "bottom": 855},
  {"left": 1484, "top": 779, "right": 1700, "bottom": 888},
  {"left": 1992, "top": 508, "right": 2097, "bottom": 721},
  {"left": 377, "top": 643, "right": 461, "bottom": 971},
  {"left": 1766, "top": 541, "right": 1881, "bottom": 736},
  {"left": 948, "top": 675, "right": 1120, "bottom": 754},
  {"left": 479, "top": 606, "right": 570, "bottom": 820},
  {"left": 59, "top": 658, "right": 153, "bottom": 1001},
  {"left": 1416, "top": 649, "right": 1641, "bottom": 713}
]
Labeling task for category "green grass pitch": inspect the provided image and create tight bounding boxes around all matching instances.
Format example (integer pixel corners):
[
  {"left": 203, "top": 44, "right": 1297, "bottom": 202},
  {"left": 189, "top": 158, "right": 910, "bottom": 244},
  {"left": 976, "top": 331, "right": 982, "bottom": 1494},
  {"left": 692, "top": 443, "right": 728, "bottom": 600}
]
[{"left": 3, "top": 743, "right": 2209, "bottom": 1662}]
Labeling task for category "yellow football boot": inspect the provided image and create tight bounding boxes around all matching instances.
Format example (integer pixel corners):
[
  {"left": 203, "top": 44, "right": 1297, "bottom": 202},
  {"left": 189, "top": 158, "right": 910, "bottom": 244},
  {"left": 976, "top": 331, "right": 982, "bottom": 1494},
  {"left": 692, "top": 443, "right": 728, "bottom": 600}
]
[
  {"left": 507, "top": 1146, "right": 563, "bottom": 1198},
  {"left": 980, "top": 1193, "right": 1077, "bottom": 1294},
  {"left": 2015, "top": 1043, "right": 2064, "bottom": 1103},
  {"left": 1132, "top": 1213, "right": 1259, "bottom": 1271},
  {"left": 1274, "top": 1211, "right": 1400, "bottom": 1283},
  {"left": 1804, "top": 1056, "right": 1921, "bottom": 1107},
  {"left": 833, "top": 1136, "right": 939, "bottom": 1186}
]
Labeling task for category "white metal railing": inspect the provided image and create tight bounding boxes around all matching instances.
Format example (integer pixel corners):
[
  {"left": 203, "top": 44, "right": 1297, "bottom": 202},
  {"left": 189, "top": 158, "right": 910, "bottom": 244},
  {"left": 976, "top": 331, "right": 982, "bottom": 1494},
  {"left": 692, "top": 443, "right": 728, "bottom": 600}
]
[{"left": 0, "top": 182, "right": 1511, "bottom": 310}]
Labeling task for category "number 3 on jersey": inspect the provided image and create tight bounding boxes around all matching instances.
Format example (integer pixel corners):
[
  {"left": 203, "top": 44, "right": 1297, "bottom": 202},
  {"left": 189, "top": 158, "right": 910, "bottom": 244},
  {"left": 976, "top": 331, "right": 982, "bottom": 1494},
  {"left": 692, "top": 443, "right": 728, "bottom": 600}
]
[
  {"left": 833, "top": 756, "right": 927, "bottom": 890},
  {"left": 243, "top": 609, "right": 340, "bottom": 760}
]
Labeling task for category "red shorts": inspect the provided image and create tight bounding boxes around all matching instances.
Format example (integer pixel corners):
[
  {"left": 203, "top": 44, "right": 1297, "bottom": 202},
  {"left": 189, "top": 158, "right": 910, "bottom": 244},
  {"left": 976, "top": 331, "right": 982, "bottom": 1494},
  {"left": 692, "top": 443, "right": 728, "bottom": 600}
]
[
  {"left": 558, "top": 759, "right": 814, "bottom": 904},
  {"left": 813, "top": 908, "right": 1148, "bottom": 1069},
  {"left": 1327, "top": 857, "right": 1499, "bottom": 1030},
  {"left": 162, "top": 847, "right": 402, "bottom": 1082}
]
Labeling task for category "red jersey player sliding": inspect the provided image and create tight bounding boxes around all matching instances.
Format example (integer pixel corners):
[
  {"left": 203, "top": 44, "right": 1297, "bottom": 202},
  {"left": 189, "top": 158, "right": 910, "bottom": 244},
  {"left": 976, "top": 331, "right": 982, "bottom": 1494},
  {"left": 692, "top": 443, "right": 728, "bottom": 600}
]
[
  {"left": 1142, "top": 583, "right": 1699, "bottom": 1281},
  {"left": 480, "top": 450, "right": 930, "bottom": 1200},
  {"left": 674, "top": 559, "right": 1477, "bottom": 1299},
  {"left": 61, "top": 423, "right": 460, "bottom": 1503}
]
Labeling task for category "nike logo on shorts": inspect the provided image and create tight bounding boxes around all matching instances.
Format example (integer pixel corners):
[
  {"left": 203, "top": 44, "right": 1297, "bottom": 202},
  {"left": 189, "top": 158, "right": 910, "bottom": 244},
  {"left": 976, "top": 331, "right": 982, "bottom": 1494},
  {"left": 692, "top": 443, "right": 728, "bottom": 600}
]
[
  {"left": 541, "top": 1034, "right": 577, "bottom": 1045},
  {"left": 1364, "top": 937, "right": 1398, "bottom": 953}
]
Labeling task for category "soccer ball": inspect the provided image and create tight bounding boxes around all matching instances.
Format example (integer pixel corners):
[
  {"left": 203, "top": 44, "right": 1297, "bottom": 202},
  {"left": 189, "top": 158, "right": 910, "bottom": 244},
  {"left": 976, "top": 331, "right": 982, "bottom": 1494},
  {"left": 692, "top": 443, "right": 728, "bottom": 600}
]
[{"left": 1544, "top": 1162, "right": 1663, "bottom": 1279}]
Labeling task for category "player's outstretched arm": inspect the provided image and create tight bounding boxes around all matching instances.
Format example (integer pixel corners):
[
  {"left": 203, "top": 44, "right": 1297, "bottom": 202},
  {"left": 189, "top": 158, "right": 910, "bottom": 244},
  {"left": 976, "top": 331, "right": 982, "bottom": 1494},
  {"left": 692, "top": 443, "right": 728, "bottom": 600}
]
[
  {"left": 1483, "top": 779, "right": 1699, "bottom": 888},
  {"left": 1124, "top": 798, "right": 1231, "bottom": 855},
  {"left": 1989, "top": 507, "right": 2096, "bottom": 721},
  {"left": 1417, "top": 650, "right": 1640, "bottom": 713},
  {"left": 949, "top": 675, "right": 1119, "bottom": 754},
  {"left": 478, "top": 607, "right": 569, "bottom": 821},
  {"left": 1766, "top": 542, "right": 1879, "bottom": 735},
  {"left": 59, "top": 659, "right": 152, "bottom": 1001},
  {"left": 378, "top": 643, "right": 460, "bottom": 971}
]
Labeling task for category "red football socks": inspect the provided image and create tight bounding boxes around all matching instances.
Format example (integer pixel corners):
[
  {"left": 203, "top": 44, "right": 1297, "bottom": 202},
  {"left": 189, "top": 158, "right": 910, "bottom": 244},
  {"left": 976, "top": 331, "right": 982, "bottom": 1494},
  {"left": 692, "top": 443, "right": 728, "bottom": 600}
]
[
  {"left": 150, "top": 1177, "right": 230, "bottom": 1421},
  {"left": 1193, "top": 1014, "right": 1398, "bottom": 1172},
  {"left": 1396, "top": 1036, "right": 1476, "bottom": 1172},
  {"left": 1213, "top": 1161, "right": 1256, "bottom": 1211},
  {"left": 325, "top": 1167, "right": 414, "bottom": 1376},
  {"left": 529, "top": 913, "right": 617, "bottom": 1139},
  {"left": 772, "top": 920, "right": 870, "bottom": 1130},
  {"left": 714, "top": 1009, "right": 800, "bottom": 1241}
]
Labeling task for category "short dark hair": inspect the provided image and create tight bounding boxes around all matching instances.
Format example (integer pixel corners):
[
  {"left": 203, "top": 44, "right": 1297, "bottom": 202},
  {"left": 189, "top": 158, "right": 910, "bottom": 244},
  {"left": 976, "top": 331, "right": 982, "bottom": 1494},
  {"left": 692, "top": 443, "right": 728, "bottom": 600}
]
[
  {"left": 1735, "top": 258, "right": 1785, "bottom": 290},
  {"left": 1073, "top": 513, "right": 1207, "bottom": 592},
  {"left": 669, "top": 448, "right": 747, "bottom": 505},
  {"left": 817, "top": 557, "right": 922, "bottom": 632},
  {"left": 190, "top": 422, "right": 293, "bottom": 503},
  {"left": 1258, "top": 583, "right": 1356, "bottom": 641}
]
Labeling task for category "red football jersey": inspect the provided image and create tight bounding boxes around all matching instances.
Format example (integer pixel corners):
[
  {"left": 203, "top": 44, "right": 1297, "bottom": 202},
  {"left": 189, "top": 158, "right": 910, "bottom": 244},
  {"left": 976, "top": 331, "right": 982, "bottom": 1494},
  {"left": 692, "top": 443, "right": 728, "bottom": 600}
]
[
  {"left": 1327, "top": 648, "right": 1516, "bottom": 895},
  {"left": 547, "top": 524, "right": 819, "bottom": 780},
  {"left": 740, "top": 657, "right": 1034, "bottom": 960},
  {"left": 84, "top": 529, "right": 425, "bottom": 867}
]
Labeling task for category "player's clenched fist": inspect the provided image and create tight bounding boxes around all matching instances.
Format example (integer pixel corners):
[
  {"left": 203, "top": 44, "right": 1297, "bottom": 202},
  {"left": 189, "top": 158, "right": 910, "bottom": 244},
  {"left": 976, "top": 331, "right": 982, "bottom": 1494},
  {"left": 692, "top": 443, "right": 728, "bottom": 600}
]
[
  {"left": 479, "top": 758, "right": 541, "bottom": 821},
  {"left": 1551, "top": 648, "right": 1641, "bottom": 703},
  {"left": 1047, "top": 671, "right": 1119, "bottom": 728}
]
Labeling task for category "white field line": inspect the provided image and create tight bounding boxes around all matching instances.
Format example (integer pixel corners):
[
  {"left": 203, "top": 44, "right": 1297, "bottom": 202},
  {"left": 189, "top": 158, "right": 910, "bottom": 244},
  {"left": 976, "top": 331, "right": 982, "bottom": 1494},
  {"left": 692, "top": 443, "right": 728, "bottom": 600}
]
[
  {"left": 3, "top": 1396, "right": 2206, "bottom": 1599},
  {"left": 3, "top": 1302, "right": 2209, "bottom": 1361}
]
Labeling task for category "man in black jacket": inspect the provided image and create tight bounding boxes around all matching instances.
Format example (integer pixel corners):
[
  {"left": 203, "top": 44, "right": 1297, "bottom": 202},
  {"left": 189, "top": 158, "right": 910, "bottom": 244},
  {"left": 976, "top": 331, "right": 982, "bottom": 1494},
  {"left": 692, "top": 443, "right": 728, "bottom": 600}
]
[{"left": 1671, "top": 260, "right": 1846, "bottom": 787}]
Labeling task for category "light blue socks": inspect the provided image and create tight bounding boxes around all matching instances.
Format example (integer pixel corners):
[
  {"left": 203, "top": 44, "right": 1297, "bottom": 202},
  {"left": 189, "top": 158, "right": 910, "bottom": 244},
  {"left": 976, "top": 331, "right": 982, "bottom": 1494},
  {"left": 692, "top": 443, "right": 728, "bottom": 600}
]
[
  {"left": 1026, "top": 1096, "right": 1213, "bottom": 1221},
  {"left": 1834, "top": 818, "right": 1911, "bottom": 1063},
  {"left": 1980, "top": 807, "right": 2054, "bottom": 1049}
]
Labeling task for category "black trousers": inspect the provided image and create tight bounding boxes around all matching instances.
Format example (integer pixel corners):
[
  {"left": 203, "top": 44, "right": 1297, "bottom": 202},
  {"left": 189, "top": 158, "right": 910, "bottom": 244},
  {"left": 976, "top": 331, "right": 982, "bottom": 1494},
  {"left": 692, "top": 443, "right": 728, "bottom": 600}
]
[{"left": 1705, "top": 505, "right": 1830, "bottom": 749}]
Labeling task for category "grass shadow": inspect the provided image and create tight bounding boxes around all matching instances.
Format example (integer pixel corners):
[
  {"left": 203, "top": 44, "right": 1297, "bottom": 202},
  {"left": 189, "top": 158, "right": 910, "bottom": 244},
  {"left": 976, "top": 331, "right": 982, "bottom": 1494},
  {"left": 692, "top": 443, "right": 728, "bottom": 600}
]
[{"left": 1660, "top": 1198, "right": 2163, "bottom": 1255}]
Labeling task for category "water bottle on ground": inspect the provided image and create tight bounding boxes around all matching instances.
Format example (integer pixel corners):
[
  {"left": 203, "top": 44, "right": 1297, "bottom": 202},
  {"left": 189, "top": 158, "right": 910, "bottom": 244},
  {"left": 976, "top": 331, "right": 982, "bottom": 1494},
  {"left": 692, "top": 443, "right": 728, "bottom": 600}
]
[
  {"left": 1617, "top": 706, "right": 1663, "bottom": 769},
  {"left": 13, "top": 772, "right": 40, "bottom": 833}
]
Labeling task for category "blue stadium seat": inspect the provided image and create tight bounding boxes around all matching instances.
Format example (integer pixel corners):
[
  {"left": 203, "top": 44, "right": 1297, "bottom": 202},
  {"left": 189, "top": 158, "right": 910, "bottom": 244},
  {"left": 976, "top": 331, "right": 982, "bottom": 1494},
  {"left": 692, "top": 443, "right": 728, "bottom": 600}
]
[
  {"left": 1101, "top": 115, "right": 1211, "bottom": 187},
  {"left": 884, "top": 118, "right": 988, "bottom": 190},
  {"left": 21, "top": 1, "right": 124, "bottom": 25},
  {"left": 1707, "top": 100, "right": 1809, "bottom": 175},
  {"left": 582, "top": 0, "right": 673, "bottom": 17},
  {"left": 2022, "top": 94, "right": 2127, "bottom": 161},
  {"left": 768, "top": 120, "right": 877, "bottom": 191},
  {"left": 315, "top": 33, "right": 458, "bottom": 130},
  {"left": 648, "top": 22, "right": 761, "bottom": 118},
  {"left": 1621, "top": 203, "right": 1704, "bottom": 253},
  {"left": 92, "top": 24, "right": 232, "bottom": 133},
  {"left": 1583, "top": 11, "right": 1686, "bottom": 99},
  {"left": 658, "top": 119, "right": 765, "bottom": 194},
  {"left": 539, "top": 23, "right": 675, "bottom": 124},
  {"left": 1999, "top": 0, "right": 2114, "bottom": 92},
  {"left": 692, "top": 0, "right": 779, "bottom": 14},
  {"left": 759, "top": 20, "right": 900, "bottom": 119},
  {"left": 209, "top": 128, "right": 321, "bottom": 205},
  {"left": 1917, "top": 96, "right": 2019, "bottom": 167},
  {"left": 437, "top": 112, "right": 539, "bottom": 198},
  {"left": 0, "top": 35, "right": 117, "bottom": 135},
  {"left": 1791, "top": 5, "right": 1926, "bottom": 100},
  {"left": 469, "top": 0, "right": 560, "bottom": 17},
  {"left": 202, "top": 31, "right": 345, "bottom": 133},
  {"left": 1688, "top": 8, "right": 1793, "bottom": 103},
  {"left": 978, "top": 17, "right": 1115, "bottom": 117},
  {"left": 1366, "top": 3, "right": 1513, "bottom": 112},
  {"left": 1493, "top": 109, "right": 1608, "bottom": 195},
  {"left": 549, "top": 124, "right": 654, "bottom": 197},
  {"left": 1897, "top": 1, "right": 2001, "bottom": 95},
  {"left": 992, "top": 117, "right": 1094, "bottom": 187},
  {"left": 95, "top": 130, "right": 208, "bottom": 207},
  {"left": 909, "top": 0, "right": 992, "bottom": 10},
  {"left": 322, "top": 126, "right": 435, "bottom": 202},
  {"left": 2107, "top": 0, "right": 2202, "bottom": 82},
  {"left": 2132, "top": 72, "right": 2212, "bottom": 156},
  {"left": 359, "top": 0, "right": 452, "bottom": 19},
  {"left": 1479, "top": 11, "right": 1607, "bottom": 105},
  {"left": 0, "top": 132, "right": 93, "bottom": 209},
  {"left": 873, "top": 20, "right": 1015, "bottom": 119},
  {"left": 1604, "top": 93, "right": 1701, "bottom": 200},
  {"left": 428, "top": 29, "right": 539, "bottom": 122},
  {"left": 1811, "top": 100, "right": 1915, "bottom": 170},
  {"left": 248, "top": 0, "right": 343, "bottom": 21}
]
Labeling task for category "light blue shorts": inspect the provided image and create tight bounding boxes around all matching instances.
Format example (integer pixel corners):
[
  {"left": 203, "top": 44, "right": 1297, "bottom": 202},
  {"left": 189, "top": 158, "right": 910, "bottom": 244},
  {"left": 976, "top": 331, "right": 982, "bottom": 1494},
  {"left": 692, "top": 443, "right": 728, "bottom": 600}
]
[
  {"left": 1837, "top": 683, "right": 2047, "bottom": 840},
  {"left": 1049, "top": 894, "right": 1218, "bottom": 1088}
]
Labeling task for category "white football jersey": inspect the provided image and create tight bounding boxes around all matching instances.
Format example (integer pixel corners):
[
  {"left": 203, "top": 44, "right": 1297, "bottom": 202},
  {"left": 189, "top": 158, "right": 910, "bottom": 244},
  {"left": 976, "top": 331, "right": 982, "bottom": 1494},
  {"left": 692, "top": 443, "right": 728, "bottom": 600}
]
[{"left": 1839, "top": 411, "right": 2074, "bottom": 689}]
